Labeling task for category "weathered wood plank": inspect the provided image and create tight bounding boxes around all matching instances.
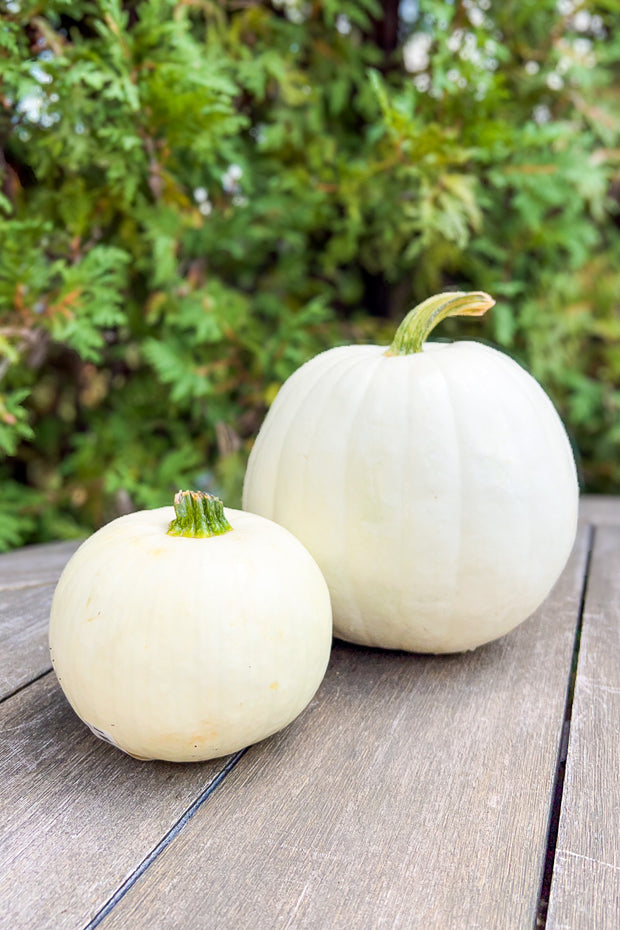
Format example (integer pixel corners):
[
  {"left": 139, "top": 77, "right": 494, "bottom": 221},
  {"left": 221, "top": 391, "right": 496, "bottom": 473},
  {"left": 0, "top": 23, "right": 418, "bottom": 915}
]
[
  {"left": 0, "top": 672, "right": 242, "bottom": 930},
  {"left": 578, "top": 495, "right": 620, "bottom": 528},
  {"left": 546, "top": 526, "right": 620, "bottom": 930},
  {"left": 0, "top": 583, "right": 55, "bottom": 700},
  {"left": 0, "top": 541, "right": 78, "bottom": 699},
  {"left": 0, "top": 539, "right": 80, "bottom": 590},
  {"left": 99, "top": 529, "right": 590, "bottom": 930}
]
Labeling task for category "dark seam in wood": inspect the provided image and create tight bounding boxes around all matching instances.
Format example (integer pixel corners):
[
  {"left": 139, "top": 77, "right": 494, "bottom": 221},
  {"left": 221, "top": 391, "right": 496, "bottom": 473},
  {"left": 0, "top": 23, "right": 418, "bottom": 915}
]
[
  {"left": 534, "top": 524, "right": 595, "bottom": 929},
  {"left": 83, "top": 748, "right": 248, "bottom": 930},
  {"left": 0, "top": 667, "right": 52, "bottom": 706}
]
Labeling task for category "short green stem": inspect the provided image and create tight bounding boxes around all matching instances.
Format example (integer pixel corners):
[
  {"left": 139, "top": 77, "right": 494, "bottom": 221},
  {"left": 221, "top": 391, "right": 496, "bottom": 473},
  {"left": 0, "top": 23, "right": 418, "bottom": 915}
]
[
  {"left": 167, "top": 490, "right": 232, "bottom": 538},
  {"left": 385, "top": 291, "right": 495, "bottom": 356}
]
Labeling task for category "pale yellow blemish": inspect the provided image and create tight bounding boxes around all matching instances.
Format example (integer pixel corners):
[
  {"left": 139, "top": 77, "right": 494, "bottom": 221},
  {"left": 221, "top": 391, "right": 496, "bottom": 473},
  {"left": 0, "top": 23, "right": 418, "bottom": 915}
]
[{"left": 269, "top": 681, "right": 279, "bottom": 690}]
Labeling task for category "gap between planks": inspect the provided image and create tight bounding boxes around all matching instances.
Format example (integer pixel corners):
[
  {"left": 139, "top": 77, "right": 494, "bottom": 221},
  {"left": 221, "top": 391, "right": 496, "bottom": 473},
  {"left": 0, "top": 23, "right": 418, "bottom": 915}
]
[
  {"left": 535, "top": 524, "right": 595, "bottom": 930},
  {"left": 84, "top": 749, "right": 248, "bottom": 930},
  {"left": 0, "top": 666, "right": 53, "bottom": 708}
]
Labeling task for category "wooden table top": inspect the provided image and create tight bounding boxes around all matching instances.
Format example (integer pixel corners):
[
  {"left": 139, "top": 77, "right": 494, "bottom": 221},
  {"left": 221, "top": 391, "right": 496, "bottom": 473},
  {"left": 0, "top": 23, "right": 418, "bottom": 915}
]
[{"left": 2, "top": 496, "right": 619, "bottom": 930}]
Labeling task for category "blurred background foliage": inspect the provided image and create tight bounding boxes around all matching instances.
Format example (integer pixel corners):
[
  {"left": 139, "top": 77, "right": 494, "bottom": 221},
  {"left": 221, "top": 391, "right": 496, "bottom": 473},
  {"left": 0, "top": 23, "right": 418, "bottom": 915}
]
[{"left": 1, "top": 0, "right": 619, "bottom": 549}]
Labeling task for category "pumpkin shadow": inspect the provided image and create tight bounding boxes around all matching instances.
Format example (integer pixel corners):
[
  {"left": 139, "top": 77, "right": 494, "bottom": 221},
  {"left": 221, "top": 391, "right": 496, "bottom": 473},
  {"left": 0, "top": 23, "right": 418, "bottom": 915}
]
[
  {"left": 325, "top": 630, "right": 510, "bottom": 688},
  {"left": 266, "top": 625, "right": 533, "bottom": 763}
]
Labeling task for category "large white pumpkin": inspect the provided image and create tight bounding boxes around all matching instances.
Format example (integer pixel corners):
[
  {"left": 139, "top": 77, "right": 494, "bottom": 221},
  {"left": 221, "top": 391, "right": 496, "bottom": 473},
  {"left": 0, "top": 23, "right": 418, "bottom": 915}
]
[
  {"left": 49, "top": 491, "right": 332, "bottom": 761},
  {"left": 243, "top": 292, "right": 579, "bottom": 653}
]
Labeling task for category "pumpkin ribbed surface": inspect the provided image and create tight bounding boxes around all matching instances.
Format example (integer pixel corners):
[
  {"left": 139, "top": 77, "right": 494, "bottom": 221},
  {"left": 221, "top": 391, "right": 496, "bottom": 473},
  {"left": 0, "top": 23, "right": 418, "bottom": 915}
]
[
  {"left": 49, "top": 505, "right": 332, "bottom": 761},
  {"left": 243, "top": 340, "right": 578, "bottom": 653}
]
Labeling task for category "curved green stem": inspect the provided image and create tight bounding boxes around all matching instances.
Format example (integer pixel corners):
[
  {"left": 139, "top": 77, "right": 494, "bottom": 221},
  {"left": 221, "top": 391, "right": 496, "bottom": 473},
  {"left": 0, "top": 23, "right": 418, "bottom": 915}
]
[
  {"left": 167, "top": 490, "right": 232, "bottom": 538},
  {"left": 385, "top": 291, "right": 495, "bottom": 356}
]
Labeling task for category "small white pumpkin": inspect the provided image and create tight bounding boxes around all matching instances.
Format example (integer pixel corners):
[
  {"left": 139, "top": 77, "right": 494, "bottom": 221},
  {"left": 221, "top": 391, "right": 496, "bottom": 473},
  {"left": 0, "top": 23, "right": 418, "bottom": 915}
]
[
  {"left": 243, "top": 292, "right": 579, "bottom": 654},
  {"left": 49, "top": 491, "right": 332, "bottom": 762}
]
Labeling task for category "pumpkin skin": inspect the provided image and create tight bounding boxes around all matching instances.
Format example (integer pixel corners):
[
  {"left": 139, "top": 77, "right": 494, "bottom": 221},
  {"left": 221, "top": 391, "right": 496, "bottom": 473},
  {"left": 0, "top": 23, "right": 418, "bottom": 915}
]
[
  {"left": 49, "top": 499, "right": 332, "bottom": 762},
  {"left": 243, "top": 298, "right": 578, "bottom": 654}
]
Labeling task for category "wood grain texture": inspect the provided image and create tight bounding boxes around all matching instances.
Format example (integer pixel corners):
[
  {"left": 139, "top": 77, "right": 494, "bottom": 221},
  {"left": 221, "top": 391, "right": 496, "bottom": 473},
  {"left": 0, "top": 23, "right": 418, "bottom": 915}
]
[
  {"left": 100, "top": 529, "right": 591, "bottom": 930},
  {"left": 578, "top": 495, "right": 620, "bottom": 528},
  {"left": 0, "top": 583, "right": 55, "bottom": 699},
  {"left": 0, "top": 540, "right": 80, "bottom": 590},
  {"left": 546, "top": 527, "right": 620, "bottom": 930},
  {"left": 0, "top": 672, "right": 241, "bottom": 930},
  {"left": 0, "top": 541, "right": 78, "bottom": 699}
]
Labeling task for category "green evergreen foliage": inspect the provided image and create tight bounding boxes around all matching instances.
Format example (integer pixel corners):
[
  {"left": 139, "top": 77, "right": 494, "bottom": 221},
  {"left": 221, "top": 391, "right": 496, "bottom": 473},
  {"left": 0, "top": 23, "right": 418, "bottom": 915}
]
[{"left": 1, "top": 0, "right": 619, "bottom": 549}]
